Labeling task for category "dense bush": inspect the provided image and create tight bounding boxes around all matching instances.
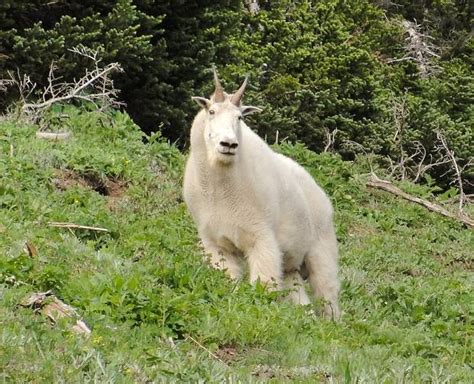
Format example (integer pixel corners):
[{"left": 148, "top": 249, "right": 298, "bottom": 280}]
[
  {"left": 0, "top": 0, "right": 241, "bottom": 140},
  {"left": 218, "top": 0, "right": 472, "bottom": 188},
  {"left": 0, "top": 0, "right": 472, "bottom": 187}
]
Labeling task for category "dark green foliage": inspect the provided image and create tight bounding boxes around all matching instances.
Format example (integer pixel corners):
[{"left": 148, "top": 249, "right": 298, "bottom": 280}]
[
  {"left": 217, "top": 1, "right": 472, "bottom": 189},
  {"left": 0, "top": 0, "right": 472, "bottom": 189},
  {"left": 0, "top": 0, "right": 242, "bottom": 141},
  {"left": 219, "top": 1, "right": 401, "bottom": 155}
]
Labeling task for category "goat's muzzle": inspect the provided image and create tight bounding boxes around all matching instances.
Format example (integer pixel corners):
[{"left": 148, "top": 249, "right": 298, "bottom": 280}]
[{"left": 218, "top": 138, "right": 239, "bottom": 155}]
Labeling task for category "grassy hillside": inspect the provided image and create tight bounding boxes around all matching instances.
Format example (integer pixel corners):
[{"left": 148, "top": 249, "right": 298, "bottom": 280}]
[{"left": 1, "top": 109, "right": 472, "bottom": 382}]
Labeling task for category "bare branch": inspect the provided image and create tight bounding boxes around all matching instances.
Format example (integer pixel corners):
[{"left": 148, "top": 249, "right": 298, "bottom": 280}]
[
  {"left": 323, "top": 127, "right": 338, "bottom": 153},
  {"left": 388, "top": 93, "right": 411, "bottom": 181},
  {"left": 412, "top": 142, "right": 451, "bottom": 183},
  {"left": 22, "top": 62, "right": 124, "bottom": 118},
  {"left": 388, "top": 20, "right": 441, "bottom": 78},
  {"left": 0, "top": 77, "right": 16, "bottom": 93},
  {"left": 2, "top": 70, "right": 38, "bottom": 102},
  {"left": 436, "top": 130, "right": 472, "bottom": 213},
  {"left": 47, "top": 222, "right": 109, "bottom": 232},
  {"left": 2, "top": 47, "right": 125, "bottom": 123},
  {"left": 245, "top": 0, "right": 260, "bottom": 14}
]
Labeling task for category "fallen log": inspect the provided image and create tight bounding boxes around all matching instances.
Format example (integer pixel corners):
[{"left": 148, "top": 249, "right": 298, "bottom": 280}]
[{"left": 367, "top": 174, "right": 474, "bottom": 229}]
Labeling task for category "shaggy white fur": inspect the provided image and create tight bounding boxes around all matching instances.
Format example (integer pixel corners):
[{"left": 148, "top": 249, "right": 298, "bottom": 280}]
[{"left": 183, "top": 73, "right": 340, "bottom": 319}]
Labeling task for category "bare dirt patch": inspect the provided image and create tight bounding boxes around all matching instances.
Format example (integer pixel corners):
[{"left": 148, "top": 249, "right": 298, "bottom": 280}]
[
  {"left": 214, "top": 344, "right": 238, "bottom": 364},
  {"left": 348, "top": 223, "right": 378, "bottom": 238},
  {"left": 252, "top": 364, "right": 333, "bottom": 381},
  {"left": 448, "top": 257, "right": 473, "bottom": 271},
  {"left": 52, "top": 169, "right": 127, "bottom": 208}
]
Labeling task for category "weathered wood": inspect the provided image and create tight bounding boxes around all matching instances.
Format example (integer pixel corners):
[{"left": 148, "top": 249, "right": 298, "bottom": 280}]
[
  {"left": 36, "top": 131, "right": 72, "bottom": 140},
  {"left": 20, "top": 291, "right": 91, "bottom": 336},
  {"left": 47, "top": 221, "right": 109, "bottom": 232}
]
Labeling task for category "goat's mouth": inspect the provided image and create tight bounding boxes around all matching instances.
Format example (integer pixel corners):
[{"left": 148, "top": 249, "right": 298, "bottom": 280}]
[
  {"left": 217, "top": 147, "right": 237, "bottom": 156},
  {"left": 218, "top": 150, "right": 235, "bottom": 156}
]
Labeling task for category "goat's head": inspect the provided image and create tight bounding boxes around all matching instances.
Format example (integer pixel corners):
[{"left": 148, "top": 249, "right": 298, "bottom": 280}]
[{"left": 192, "top": 69, "right": 262, "bottom": 165}]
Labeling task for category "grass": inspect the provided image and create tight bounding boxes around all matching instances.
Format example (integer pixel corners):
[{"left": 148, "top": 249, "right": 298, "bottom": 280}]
[{"left": 1, "top": 108, "right": 472, "bottom": 382}]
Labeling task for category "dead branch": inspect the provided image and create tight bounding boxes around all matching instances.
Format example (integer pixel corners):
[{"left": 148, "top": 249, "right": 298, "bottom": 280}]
[
  {"left": 0, "top": 77, "right": 15, "bottom": 93},
  {"left": 367, "top": 173, "right": 474, "bottom": 229},
  {"left": 388, "top": 93, "right": 411, "bottom": 180},
  {"left": 186, "top": 335, "right": 228, "bottom": 366},
  {"left": 374, "top": 0, "right": 400, "bottom": 9},
  {"left": 387, "top": 93, "right": 453, "bottom": 183},
  {"left": 412, "top": 143, "right": 451, "bottom": 183},
  {"left": 436, "top": 130, "right": 472, "bottom": 214},
  {"left": 22, "top": 62, "right": 123, "bottom": 119},
  {"left": 2, "top": 46, "right": 124, "bottom": 123},
  {"left": 245, "top": 0, "right": 260, "bottom": 14},
  {"left": 392, "top": 93, "right": 408, "bottom": 143},
  {"left": 47, "top": 222, "right": 109, "bottom": 232},
  {"left": 1, "top": 70, "right": 37, "bottom": 102},
  {"left": 388, "top": 20, "right": 440, "bottom": 78},
  {"left": 323, "top": 127, "right": 338, "bottom": 153}
]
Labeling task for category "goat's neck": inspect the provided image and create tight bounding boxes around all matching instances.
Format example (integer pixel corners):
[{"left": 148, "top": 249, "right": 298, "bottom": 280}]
[{"left": 194, "top": 151, "right": 242, "bottom": 189}]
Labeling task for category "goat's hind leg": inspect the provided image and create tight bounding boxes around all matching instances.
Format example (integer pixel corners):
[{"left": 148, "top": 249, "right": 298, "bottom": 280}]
[
  {"left": 305, "top": 231, "right": 341, "bottom": 320},
  {"left": 284, "top": 270, "right": 311, "bottom": 305}
]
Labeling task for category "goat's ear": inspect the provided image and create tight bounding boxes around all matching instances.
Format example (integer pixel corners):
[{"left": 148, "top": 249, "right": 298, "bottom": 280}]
[
  {"left": 241, "top": 105, "right": 262, "bottom": 116},
  {"left": 192, "top": 96, "right": 211, "bottom": 110}
]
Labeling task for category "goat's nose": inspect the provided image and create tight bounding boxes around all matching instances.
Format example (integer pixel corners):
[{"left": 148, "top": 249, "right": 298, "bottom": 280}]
[{"left": 220, "top": 140, "right": 239, "bottom": 149}]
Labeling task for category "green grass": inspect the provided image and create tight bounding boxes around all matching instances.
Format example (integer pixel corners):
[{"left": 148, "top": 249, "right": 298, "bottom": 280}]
[{"left": 1, "top": 108, "right": 472, "bottom": 382}]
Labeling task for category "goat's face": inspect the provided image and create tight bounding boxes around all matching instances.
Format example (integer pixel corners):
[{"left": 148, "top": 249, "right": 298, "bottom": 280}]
[
  {"left": 192, "top": 73, "right": 261, "bottom": 165},
  {"left": 206, "top": 101, "right": 242, "bottom": 164},
  {"left": 193, "top": 99, "right": 249, "bottom": 164}
]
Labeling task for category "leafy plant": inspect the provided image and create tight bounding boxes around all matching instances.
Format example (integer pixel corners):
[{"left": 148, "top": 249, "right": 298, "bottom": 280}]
[{"left": 1, "top": 108, "right": 472, "bottom": 382}]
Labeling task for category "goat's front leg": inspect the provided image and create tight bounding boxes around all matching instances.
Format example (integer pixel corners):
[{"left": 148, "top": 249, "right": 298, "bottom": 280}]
[
  {"left": 247, "top": 237, "right": 283, "bottom": 290},
  {"left": 201, "top": 239, "right": 243, "bottom": 280}
]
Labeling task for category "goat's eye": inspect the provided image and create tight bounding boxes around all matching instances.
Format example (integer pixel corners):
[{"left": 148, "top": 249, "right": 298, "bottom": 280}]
[
  {"left": 238, "top": 115, "right": 243, "bottom": 120},
  {"left": 209, "top": 110, "right": 215, "bottom": 115}
]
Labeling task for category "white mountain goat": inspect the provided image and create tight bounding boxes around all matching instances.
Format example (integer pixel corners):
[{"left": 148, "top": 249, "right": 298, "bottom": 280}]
[{"left": 183, "top": 70, "right": 341, "bottom": 319}]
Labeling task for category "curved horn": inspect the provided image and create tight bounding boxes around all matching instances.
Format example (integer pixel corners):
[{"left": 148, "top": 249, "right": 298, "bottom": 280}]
[
  {"left": 230, "top": 75, "right": 248, "bottom": 106},
  {"left": 212, "top": 67, "right": 225, "bottom": 103}
]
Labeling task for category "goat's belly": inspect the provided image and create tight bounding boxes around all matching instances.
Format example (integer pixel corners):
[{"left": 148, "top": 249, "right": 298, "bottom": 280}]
[{"left": 277, "top": 215, "right": 313, "bottom": 270}]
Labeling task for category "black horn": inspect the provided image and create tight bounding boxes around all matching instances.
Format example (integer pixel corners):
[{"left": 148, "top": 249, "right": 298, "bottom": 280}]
[{"left": 230, "top": 75, "right": 248, "bottom": 106}]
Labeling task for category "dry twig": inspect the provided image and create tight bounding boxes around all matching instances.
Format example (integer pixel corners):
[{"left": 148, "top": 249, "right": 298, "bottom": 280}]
[
  {"left": 22, "top": 49, "right": 124, "bottom": 121},
  {"left": 0, "top": 77, "right": 15, "bottom": 93},
  {"left": 186, "top": 335, "right": 228, "bottom": 366},
  {"left": 47, "top": 222, "right": 109, "bottom": 232},
  {"left": 323, "top": 127, "right": 338, "bottom": 153},
  {"left": 436, "top": 130, "right": 472, "bottom": 214}
]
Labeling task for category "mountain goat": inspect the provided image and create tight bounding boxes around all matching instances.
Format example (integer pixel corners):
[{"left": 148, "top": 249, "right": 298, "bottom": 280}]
[{"left": 183, "top": 70, "right": 340, "bottom": 319}]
